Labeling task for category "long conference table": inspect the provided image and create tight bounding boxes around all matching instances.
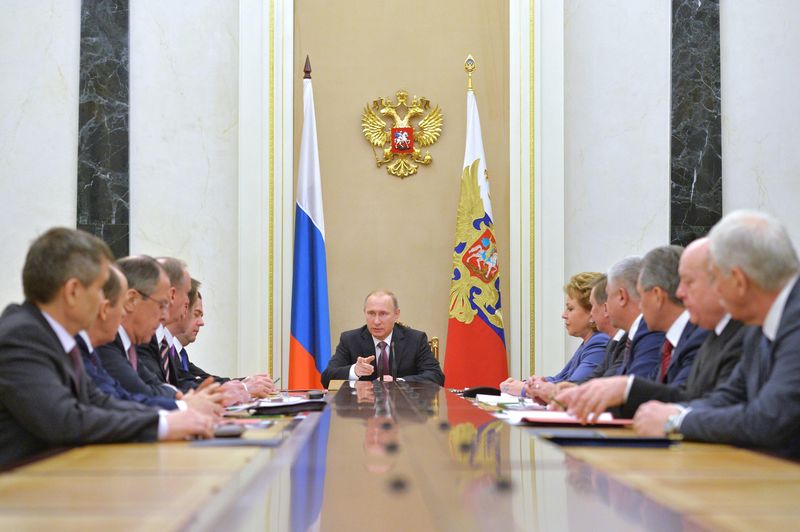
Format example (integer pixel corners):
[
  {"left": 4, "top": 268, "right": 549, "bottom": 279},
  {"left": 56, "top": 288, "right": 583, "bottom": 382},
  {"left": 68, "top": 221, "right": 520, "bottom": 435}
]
[{"left": 1, "top": 382, "right": 799, "bottom": 531}]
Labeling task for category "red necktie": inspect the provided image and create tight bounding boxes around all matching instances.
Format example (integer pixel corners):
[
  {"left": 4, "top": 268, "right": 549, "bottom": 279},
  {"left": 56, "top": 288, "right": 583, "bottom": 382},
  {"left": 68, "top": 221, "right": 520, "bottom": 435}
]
[
  {"left": 128, "top": 344, "right": 138, "bottom": 372},
  {"left": 67, "top": 345, "right": 82, "bottom": 391},
  {"left": 378, "top": 341, "right": 389, "bottom": 379},
  {"left": 659, "top": 340, "right": 674, "bottom": 382}
]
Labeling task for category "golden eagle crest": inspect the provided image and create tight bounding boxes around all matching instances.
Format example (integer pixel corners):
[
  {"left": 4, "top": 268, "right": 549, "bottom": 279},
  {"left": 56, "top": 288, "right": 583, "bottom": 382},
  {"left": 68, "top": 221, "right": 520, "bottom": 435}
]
[
  {"left": 449, "top": 159, "right": 504, "bottom": 331},
  {"left": 361, "top": 90, "right": 443, "bottom": 178}
]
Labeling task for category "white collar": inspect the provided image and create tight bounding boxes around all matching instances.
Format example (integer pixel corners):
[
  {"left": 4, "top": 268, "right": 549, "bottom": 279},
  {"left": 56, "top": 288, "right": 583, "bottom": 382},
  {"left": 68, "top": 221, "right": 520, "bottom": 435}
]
[
  {"left": 714, "top": 314, "right": 732, "bottom": 336},
  {"left": 613, "top": 329, "right": 626, "bottom": 341},
  {"left": 172, "top": 336, "right": 185, "bottom": 351},
  {"left": 78, "top": 330, "right": 94, "bottom": 352},
  {"left": 118, "top": 325, "right": 133, "bottom": 353},
  {"left": 155, "top": 323, "right": 172, "bottom": 345},
  {"left": 41, "top": 310, "right": 76, "bottom": 354},
  {"left": 763, "top": 274, "right": 799, "bottom": 342},
  {"left": 628, "top": 314, "right": 644, "bottom": 339},
  {"left": 665, "top": 310, "right": 691, "bottom": 348},
  {"left": 372, "top": 331, "right": 394, "bottom": 350}
]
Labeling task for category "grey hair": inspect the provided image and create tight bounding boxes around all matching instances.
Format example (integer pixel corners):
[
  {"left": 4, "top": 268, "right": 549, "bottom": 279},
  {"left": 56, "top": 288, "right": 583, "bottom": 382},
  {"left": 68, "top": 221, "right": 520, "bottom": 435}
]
[
  {"left": 156, "top": 257, "right": 188, "bottom": 288},
  {"left": 709, "top": 210, "right": 799, "bottom": 291},
  {"left": 639, "top": 245, "right": 684, "bottom": 305},
  {"left": 117, "top": 255, "right": 163, "bottom": 296},
  {"left": 607, "top": 256, "right": 643, "bottom": 302}
]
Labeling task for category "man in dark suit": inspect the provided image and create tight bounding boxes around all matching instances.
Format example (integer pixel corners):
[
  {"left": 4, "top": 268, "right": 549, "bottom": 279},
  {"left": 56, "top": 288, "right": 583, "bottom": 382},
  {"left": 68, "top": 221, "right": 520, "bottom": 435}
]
[
  {"left": 0, "top": 228, "right": 213, "bottom": 468},
  {"left": 135, "top": 257, "right": 197, "bottom": 392},
  {"left": 96, "top": 256, "right": 179, "bottom": 399},
  {"left": 321, "top": 290, "right": 444, "bottom": 388},
  {"left": 557, "top": 239, "right": 740, "bottom": 421},
  {"left": 82, "top": 265, "right": 223, "bottom": 415},
  {"left": 636, "top": 246, "right": 708, "bottom": 386},
  {"left": 600, "top": 256, "right": 665, "bottom": 379},
  {"left": 172, "top": 280, "right": 275, "bottom": 401},
  {"left": 635, "top": 211, "right": 800, "bottom": 458}
]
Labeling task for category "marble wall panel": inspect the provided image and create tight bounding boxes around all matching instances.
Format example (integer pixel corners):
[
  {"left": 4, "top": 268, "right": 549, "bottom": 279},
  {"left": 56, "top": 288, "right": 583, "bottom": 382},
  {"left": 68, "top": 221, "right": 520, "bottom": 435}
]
[
  {"left": 670, "top": 0, "right": 721, "bottom": 245},
  {"left": 77, "top": 0, "right": 129, "bottom": 258}
]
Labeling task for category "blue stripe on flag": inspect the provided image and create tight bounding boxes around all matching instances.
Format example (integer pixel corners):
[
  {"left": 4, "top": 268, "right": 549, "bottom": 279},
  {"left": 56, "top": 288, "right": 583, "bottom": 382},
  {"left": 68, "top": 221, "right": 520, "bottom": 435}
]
[{"left": 290, "top": 204, "right": 331, "bottom": 374}]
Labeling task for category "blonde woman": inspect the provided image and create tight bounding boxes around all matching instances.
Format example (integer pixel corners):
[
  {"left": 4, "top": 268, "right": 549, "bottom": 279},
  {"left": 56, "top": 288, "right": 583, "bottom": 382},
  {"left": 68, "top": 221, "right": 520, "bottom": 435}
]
[{"left": 500, "top": 272, "right": 609, "bottom": 400}]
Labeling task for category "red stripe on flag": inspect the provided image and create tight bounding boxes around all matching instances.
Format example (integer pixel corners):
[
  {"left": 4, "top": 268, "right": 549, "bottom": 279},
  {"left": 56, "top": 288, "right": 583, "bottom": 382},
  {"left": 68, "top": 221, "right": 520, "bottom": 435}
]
[
  {"left": 289, "top": 336, "right": 324, "bottom": 389},
  {"left": 444, "top": 317, "right": 508, "bottom": 389}
]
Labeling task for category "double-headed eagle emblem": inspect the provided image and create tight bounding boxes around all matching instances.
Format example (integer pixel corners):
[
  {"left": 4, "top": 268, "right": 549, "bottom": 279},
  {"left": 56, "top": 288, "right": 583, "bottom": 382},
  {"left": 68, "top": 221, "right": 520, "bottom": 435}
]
[{"left": 361, "top": 90, "right": 443, "bottom": 178}]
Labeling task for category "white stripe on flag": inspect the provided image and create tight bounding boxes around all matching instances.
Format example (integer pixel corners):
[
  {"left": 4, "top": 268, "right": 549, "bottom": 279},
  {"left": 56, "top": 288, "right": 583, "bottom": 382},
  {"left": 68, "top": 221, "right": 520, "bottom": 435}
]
[
  {"left": 297, "top": 78, "right": 326, "bottom": 237},
  {"left": 463, "top": 91, "right": 494, "bottom": 221}
]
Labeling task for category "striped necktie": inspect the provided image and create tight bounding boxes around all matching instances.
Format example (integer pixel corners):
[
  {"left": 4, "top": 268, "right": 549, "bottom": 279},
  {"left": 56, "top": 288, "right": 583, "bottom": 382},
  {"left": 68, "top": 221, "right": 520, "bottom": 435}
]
[{"left": 159, "top": 337, "right": 171, "bottom": 383}]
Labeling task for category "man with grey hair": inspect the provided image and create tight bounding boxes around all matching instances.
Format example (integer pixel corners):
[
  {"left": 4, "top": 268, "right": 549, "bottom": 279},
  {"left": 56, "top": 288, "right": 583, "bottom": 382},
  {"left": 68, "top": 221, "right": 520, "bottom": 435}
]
[
  {"left": 136, "top": 257, "right": 195, "bottom": 391},
  {"left": 599, "top": 256, "right": 665, "bottom": 380},
  {"left": 321, "top": 290, "right": 444, "bottom": 388},
  {"left": 635, "top": 210, "right": 800, "bottom": 458}
]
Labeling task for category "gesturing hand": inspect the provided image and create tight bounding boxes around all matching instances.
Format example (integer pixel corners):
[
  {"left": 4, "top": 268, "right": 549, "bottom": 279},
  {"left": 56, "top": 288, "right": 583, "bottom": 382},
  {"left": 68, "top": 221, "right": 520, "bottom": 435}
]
[{"left": 355, "top": 355, "right": 375, "bottom": 377}]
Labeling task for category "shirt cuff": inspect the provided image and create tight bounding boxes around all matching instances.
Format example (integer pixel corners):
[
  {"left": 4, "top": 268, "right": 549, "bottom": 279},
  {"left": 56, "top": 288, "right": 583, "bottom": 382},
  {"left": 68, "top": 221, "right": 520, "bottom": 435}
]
[
  {"left": 175, "top": 400, "right": 187, "bottom": 411},
  {"left": 674, "top": 405, "right": 692, "bottom": 430},
  {"left": 348, "top": 364, "right": 358, "bottom": 381},
  {"left": 623, "top": 375, "right": 635, "bottom": 402},
  {"left": 157, "top": 410, "right": 169, "bottom": 440}
]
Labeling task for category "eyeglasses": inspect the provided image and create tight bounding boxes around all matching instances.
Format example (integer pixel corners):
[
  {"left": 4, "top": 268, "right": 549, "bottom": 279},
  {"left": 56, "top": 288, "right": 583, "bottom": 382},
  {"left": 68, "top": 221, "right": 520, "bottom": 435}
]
[{"left": 135, "top": 289, "right": 170, "bottom": 311}]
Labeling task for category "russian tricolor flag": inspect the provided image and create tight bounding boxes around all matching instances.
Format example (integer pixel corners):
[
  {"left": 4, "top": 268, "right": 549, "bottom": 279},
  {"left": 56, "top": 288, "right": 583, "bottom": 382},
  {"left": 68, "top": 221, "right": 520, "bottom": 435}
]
[{"left": 289, "top": 59, "right": 331, "bottom": 390}]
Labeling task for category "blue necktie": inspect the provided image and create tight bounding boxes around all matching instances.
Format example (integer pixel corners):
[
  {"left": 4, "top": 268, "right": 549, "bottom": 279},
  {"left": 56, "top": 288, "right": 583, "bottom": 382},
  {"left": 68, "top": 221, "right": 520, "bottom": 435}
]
[{"left": 179, "top": 348, "right": 190, "bottom": 372}]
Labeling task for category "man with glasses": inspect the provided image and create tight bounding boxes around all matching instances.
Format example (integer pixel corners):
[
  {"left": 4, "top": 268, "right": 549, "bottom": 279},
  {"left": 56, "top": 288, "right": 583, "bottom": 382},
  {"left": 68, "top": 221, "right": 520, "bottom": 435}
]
[
  {"left": 96, "top": 256, "right": 179, "bottom": 398},
  {"left": 135, "top": 257, "right": 198, "bottom": 391}
]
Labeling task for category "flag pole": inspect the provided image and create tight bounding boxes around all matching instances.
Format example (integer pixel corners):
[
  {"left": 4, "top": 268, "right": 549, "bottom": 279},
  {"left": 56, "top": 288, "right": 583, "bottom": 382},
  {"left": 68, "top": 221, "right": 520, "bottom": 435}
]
[
  {"left": 304, "top": 55, "right": 312, "bottom": 79},
  {"left": 465, "top": 54, "right": 475, "bottom": 91}
]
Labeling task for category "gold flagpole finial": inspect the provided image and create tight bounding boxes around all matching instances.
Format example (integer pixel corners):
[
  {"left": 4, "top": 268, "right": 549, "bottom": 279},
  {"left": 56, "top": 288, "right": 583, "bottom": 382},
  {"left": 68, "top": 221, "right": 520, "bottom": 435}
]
[{"left": 465, "top": 54, "right": 476, "bottom": 91}]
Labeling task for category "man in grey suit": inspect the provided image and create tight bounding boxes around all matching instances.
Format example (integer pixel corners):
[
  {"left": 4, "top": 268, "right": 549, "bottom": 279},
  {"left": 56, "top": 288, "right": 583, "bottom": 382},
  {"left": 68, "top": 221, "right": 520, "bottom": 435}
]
[
  {"left": 321, "top": 290, "right": 444, "bottom": 388},
  {"left": 0, "top": 228, "right": 213, "bottom": 468},
  {"left": 635, "top": 211, "right": 800, "bottom": 458}
]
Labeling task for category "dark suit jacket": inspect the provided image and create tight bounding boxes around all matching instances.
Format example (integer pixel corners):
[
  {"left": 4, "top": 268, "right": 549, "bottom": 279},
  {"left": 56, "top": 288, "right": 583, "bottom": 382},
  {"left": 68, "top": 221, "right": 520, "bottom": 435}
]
[
  {"left": 681, "top": 280, "right": 800, "bottom": 458},
  {"left": 571, "top": 332, "right": 628, "bottom": 384},
  {"left": 135, "top": 335, "right": 197, "bottom": 392},
  {"left": 621, "top": 319, "right": 745, "bottom": 418},
  {"left": 174, "top": 347, "right": 231, "bottom": 386},
  {"left": 653, "top": 321, "right": 709, "bottom": 386},
  {"left": 617, "top": 318, "right": 665, "bottom": 379},
  {"left": 96, "top": 334, "right": 176, "bottom": 399},
  {"left": 0, "top": 303, "right": 159, "bottom": 468},
  {"left": 321, "top": 324, "right": 444, "bottom": 388},
  {"left": 77, "top": 336, "right": 178, "bottom": 410}
]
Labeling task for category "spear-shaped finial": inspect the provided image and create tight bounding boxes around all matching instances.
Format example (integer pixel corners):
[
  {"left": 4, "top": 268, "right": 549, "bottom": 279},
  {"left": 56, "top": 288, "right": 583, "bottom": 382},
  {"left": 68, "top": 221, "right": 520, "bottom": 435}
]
[
  {"left": 465, "top": 54, "right": 476, "bottom": 91},
  {"left": 304, "top": 55, "right": 312, "bottom": 79}
]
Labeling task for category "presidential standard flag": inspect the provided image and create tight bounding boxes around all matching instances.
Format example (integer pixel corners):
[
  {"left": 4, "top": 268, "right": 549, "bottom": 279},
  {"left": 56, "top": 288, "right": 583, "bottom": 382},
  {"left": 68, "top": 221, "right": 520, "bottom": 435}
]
[
  {"left": 444, "top": 85, "right": 508, "bottom": 388},
  {"left": 289, "top": 59, "right": 331, "bottom": 389}
]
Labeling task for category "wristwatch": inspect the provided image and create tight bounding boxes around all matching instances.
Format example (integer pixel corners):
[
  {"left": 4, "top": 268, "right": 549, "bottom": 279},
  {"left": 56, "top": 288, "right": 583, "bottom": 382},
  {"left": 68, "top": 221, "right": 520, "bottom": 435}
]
[{"left": 663, "top": 412, "right": 682, "bottom": 435}]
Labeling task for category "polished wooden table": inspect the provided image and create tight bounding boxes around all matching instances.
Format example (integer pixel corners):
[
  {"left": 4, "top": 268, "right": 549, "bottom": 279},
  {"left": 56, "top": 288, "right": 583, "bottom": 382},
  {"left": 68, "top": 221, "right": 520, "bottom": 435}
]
[{"left": 1, "top": 383, "right": 799, "bottom": 531}]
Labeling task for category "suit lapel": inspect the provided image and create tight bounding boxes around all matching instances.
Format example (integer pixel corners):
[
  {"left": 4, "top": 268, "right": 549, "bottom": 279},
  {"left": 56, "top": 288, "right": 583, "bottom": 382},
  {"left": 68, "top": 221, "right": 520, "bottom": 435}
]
[
  {"left": 391, "top": 326, "right": 406, "bottom": 374},
  {"left": 24, "top": 303, "right": 83, "bottom": 398},
  {"left": 666, "top": 322, "right": 697, "bottom": 374}
]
